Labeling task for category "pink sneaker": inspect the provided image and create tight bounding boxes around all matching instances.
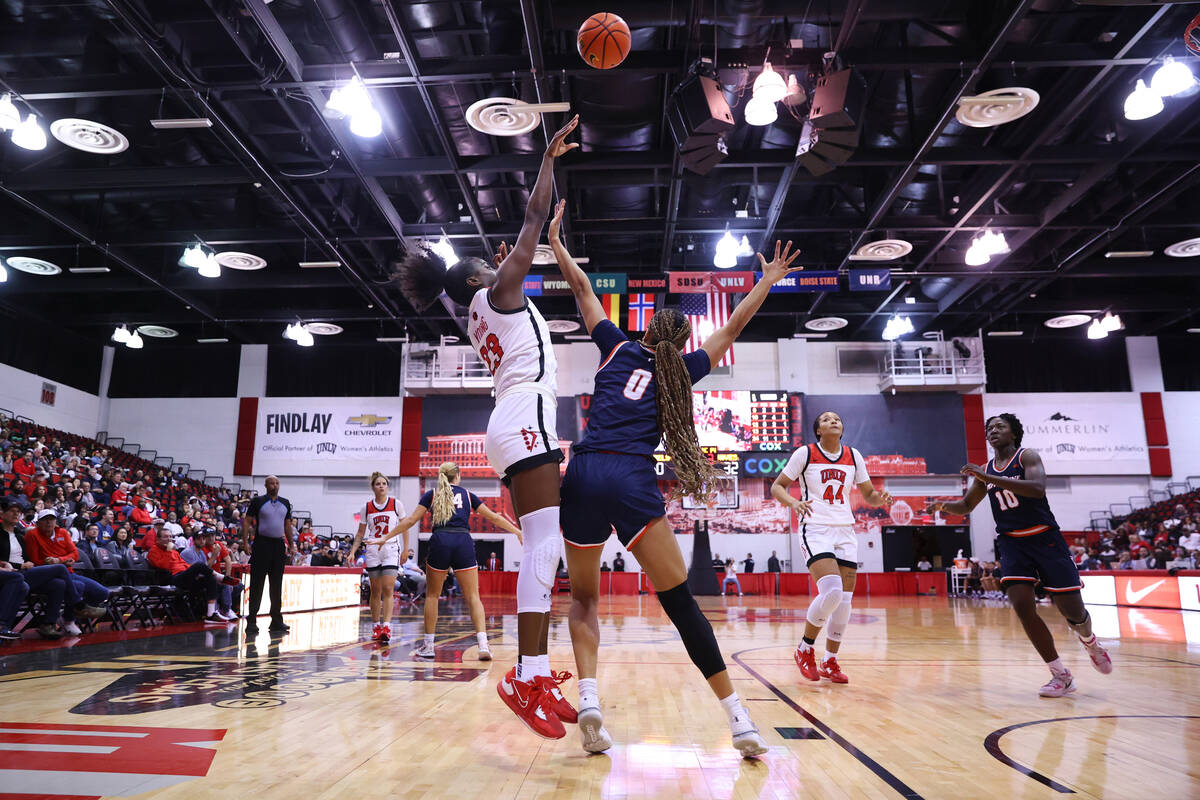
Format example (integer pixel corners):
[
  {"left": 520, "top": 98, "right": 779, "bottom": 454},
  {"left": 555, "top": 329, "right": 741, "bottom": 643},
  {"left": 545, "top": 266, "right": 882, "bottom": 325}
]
[
  {"left": 1038, "top": 671, "right": 1076, "bottom": 698},
  {"left": 1079, "top": 636, "right": 1113, "bottom": 675}
]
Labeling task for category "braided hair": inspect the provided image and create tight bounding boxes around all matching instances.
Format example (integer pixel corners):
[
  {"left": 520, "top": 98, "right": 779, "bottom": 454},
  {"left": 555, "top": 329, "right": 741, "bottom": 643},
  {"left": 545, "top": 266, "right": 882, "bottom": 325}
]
[
  {"left": 986, "top": 413, "right": 1024, "bottom": 447},
  {"left": 647, "top": 309, "right": 721, "bottom": 502},
  {"left": 431, "top": 462, "right": 459, "bottom": 527},
  {"left": 392, "top": 244, "right": 491, "bottom": 309}
]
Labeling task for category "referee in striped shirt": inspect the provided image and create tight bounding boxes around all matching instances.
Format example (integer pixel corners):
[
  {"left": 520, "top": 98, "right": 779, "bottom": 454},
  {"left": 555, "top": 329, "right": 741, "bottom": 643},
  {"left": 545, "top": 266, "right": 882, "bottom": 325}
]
[{"left": 242, "top": 476, "right": 296, "bottom": 635}]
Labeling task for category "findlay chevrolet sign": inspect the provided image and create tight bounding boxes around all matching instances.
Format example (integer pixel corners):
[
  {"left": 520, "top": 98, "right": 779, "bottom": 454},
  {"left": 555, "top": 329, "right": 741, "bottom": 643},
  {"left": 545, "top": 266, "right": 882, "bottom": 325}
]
[{"left": 255, "top": 398, "right": 404, "bottom": 476}]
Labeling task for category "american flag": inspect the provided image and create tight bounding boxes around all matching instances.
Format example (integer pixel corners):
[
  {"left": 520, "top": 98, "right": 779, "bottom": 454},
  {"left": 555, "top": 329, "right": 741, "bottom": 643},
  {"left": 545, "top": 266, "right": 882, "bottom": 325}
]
[
  {"left": 679, "top": 292, "right": 734, "bottom": 367},
  {"left": 628, "top": 293, "right": 655, "bottom": 331}
]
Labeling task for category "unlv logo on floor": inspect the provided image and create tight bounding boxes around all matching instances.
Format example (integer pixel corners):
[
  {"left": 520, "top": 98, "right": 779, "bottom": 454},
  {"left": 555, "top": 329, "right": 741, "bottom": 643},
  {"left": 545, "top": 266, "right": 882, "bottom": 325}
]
[{"left": 0, "top": 722, "right": 225, "bottom": 798}]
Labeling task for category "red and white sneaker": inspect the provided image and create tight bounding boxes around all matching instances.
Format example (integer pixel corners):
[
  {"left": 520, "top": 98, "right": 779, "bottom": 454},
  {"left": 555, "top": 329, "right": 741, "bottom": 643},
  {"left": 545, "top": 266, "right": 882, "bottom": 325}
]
[
  {"left": 1078, "top": 635, "right": 1113, "bottom": 675},
  {"left": 497, "top": 667, "right": 566, "bottom": 740},
  {"left": 379, "top": 624, "right": 391, "bottom": 644},
  {"left": 534, "top": 670, "right": 578, "bottom": 724},
  {"left": 817, "top": 656, "right": 849, "bottom": 684},
  {"left": 371, "top": 623, "right": 382, "bottom": 641},
  {"left": 1038, "top": 671, "right": 1076, "bottom": 698},
  {"left": 794, "top": 646, "right": 819, "bottom": 681}
]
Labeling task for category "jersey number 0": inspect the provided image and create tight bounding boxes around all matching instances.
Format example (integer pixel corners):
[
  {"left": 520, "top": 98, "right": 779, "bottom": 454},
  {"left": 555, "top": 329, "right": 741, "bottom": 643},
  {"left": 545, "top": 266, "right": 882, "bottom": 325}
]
[{"left": 623, "top": 368, "right": 653, "bottom": 400}]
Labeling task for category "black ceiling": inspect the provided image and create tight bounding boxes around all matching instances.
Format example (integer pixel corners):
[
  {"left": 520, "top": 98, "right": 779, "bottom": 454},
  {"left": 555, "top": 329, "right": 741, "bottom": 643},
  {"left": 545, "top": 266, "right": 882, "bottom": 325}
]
[{"left": 1, "top": 0, "right": 1198, "bottom": 348}]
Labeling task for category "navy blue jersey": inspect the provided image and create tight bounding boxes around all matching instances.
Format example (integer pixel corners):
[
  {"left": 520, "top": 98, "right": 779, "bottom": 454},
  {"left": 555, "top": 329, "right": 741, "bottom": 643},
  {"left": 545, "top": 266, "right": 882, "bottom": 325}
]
[
  {"left": 575, "top": 320, "right": 712, "bottom": 456},
  {"left": 985, "top": 448, "right": 1059, "bottom": 536},
  {"left": 418, "top": 485, "right": 482, "bottom": 531}
]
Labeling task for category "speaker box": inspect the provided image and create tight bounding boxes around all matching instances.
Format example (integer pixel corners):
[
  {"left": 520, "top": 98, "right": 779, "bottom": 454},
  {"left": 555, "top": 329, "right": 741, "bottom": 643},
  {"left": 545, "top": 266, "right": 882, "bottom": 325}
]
[
  {"left": 809, "top": 68, "right": 867, "bottom": 130},
  {"left": 795, "top": 121, "right": 857, "bottom": 175},
  {"left": 668, "top": 72, "right": 734, "bottom": 176}
]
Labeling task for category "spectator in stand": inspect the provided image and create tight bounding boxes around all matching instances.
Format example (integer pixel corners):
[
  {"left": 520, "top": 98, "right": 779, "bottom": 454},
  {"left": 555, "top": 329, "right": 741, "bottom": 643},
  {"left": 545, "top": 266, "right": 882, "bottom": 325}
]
[
  {"left": 129, "top": 499, "right": 153, "bottom": 529},
  {"left": 1182, "top": 528, "right": 1200, "bottom": 553},
  {"left": 743, "top": 552, "right": 755, "bottom": 573},
  {"left": 767, "top": 551, "right": 781, "bottom": 573},
  {"left": 600, "top": 561, "right": 610, "bottom": 572},
  {"left": 108, "top": 528, "right": 135, "bottom": 560},
  {"left": 916, "top": 557, "right": 932, "bottom": 571},
  {"left": 1131, "top": 548, "right": 1151, "bottom": 569},
  {"left": 148, "top": 527, "right": 230, "bottom": 623},
  {"left": 181, "top": 530, "right": 240, "bottom": 620},
  {"left": 6, "top": 480, "right": 31, "bottom": 512},
  {"left": 233, "top": 542, "right": 251, "bottom": 565},
  {"left": 613, "top": 552, "right": 626, "bottom": 572},
  {"left": 77, "top": 482, "right": 95, "bottom": 511},
  {"left": 485, "top": 552, "right": 501, "bottom": 571},
  {"left": 23, "top": 509, "right": 111, "bottom": 634},
  {"left": 12, "top": 451, "right": 35, "bottom": 483},
  {"left": 0, "top": 561, "right": 28, "bottom": 640},
  {"left": 77, "top": 525, "right": 105, "bottom": 560},
  {"left": 1117, "top": 552, "right": 1134, "bottom": 570},
  {"left": 0, "top": 451, "right": 10, "bottom": 475},
  {"left": 110, "top": 483, "right": 128, "bottom": 509},
  {"left": 96, "top": 509, "right": 115, "bottom": 543},
  {"left": 399, "top": 549, "right": 426, "bottom": 597}
]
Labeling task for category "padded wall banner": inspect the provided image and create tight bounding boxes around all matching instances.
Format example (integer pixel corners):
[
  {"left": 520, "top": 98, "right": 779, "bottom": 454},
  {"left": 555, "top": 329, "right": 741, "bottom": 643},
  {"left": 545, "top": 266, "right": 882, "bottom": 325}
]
[
  {"left": 251, "top": 397, "right": 405, "bottom": 476},
  {"left": 982, "top": 392, "right": 1149, "bottom": 475}
]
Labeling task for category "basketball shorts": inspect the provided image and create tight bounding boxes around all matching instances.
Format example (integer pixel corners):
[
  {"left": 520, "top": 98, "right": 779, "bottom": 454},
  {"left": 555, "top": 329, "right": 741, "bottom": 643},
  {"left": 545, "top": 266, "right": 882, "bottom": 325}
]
[
  {"left": 562, "top": 451, "right": 665, "bottom": 549},
  {"left": 486, "top": 391, "right": 564, "bottom": 483},
  {"left": 426, "top": 529, "right": 478, "bottom": 572},
  {"left": 363, "top": 541, "right": 400, "bottom": 573},
  {"left": 996, "top": 528, "right": 1082, "bottom": 593},
  {"left": 799, "top": 523, "right": 858, "bottom": 569}
]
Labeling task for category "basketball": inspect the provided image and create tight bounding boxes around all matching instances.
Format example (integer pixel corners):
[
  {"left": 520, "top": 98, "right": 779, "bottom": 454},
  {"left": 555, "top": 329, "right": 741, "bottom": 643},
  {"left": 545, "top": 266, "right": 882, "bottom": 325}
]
[{"left": 577, "top": 12, "right": 631, "bottom": 69}]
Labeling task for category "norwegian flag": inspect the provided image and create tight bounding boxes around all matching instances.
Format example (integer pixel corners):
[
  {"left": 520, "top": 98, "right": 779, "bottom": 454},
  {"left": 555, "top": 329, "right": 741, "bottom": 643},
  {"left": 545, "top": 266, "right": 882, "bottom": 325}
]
[
  {"left": 628, "top": 293, "right": 655, "bottom": 331},
  {"left": 679, "top": 292, "right": 734, "bottom": 367}
]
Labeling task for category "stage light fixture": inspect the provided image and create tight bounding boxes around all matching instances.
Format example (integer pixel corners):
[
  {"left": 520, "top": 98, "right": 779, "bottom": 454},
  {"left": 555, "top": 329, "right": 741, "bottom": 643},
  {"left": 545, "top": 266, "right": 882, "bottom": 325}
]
[
  {"left": 11, "top": 113, "right": 47, "bottom": 151},
  {"left": 1087, "top": 319, "right": 1108, "bottom": 339},
  {"left": 431, "top": 235, "right": 458, "bottom": 266},
  {"left": 197, "top": 254, "right": 221, "bottom": 278},
  {"left": 1100, "top": 312, "right": 1124, "bottom": 332},
  {"left": 744, "top": 94, "right": 778, "bottom": 126},
  {"left": 349, "top": 107, "right": 383, "bottom": 138},
  {"left": 737, "top": 235, "right": 754, "bottom": 258},
  {"left": 111, "top": 325, "right": 132, "bottom": 344},
  {"left": 1150, "top": 55, "right": 1195, "bottom": 97},
  {"left": 1123, "top": 79, "right": 1163, "bottom": 120},
  {"left": 325, "top": 76, "right": 371, "bottom": 119},
  {"left": 0, "top": 94, "right": 19, "bottom": 131},
  {"left": 126, "top": 331, "right": 144, "bottom": 349},
  {"left": 713, "top": 230, "right": 739, "bottom": 268},
  {"left": 752, "top": 62, "right": 787, "bottom": 104}
]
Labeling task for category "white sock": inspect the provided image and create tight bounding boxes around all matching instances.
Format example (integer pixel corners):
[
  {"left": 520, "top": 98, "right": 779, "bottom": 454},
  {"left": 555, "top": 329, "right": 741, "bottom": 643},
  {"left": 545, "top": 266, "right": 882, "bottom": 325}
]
[
  {"left": 206, "top": 601, "right": 216, "bottom": 615},
  {"left": 516, "top": 656, "right": 536, "bottom": 682},
  {"left": 720, "top": 692, "right": 751, "bottom": 733},
  {"left": 578, "top": 677, "right": 599, "bottom": 710},
  {"left": 1077, "top": 632, "right": 1096, "bottom": 646},
  {"left": 477, "top": 631, "right": 488, "bottom": 649},
  {"left": 797, "top": 640, "right": 814, "bottom": 653},
  {"left": 822, "top": 651, "right": 837, "bottom": 663},
  {"left": 1047, "top": 657, "right": 1068, "bottom": 675},
  {"left": 424, "top": 633, "right": 434, "bottom": 648},
  {"left": 535, "top": 654, "right": 552, "bottom": 678}
]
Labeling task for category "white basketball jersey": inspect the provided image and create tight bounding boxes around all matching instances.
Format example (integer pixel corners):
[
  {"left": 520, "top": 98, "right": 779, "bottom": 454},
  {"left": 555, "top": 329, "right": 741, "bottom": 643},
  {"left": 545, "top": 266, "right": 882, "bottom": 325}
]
[
  {"left": 782, "top": 443, "right": 869, "bottom": 527},
  {"left": 363, "top": 497, "right": 404, "bottom": 555},
  {"left": 468, "top": 287, "right": 557, "bottom": 397}
]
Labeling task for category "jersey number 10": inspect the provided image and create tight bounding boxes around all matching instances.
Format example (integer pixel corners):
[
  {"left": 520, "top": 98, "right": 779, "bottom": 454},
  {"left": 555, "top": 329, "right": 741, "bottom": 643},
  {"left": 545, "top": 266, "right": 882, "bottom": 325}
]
[{"left": 995, "top": 489, "right": 1020, "bottom": 511}]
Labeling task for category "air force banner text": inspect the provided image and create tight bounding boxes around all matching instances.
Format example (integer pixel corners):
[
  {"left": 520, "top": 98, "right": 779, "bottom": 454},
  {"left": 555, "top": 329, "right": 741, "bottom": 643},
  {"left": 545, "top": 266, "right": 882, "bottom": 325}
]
[{"left": 251, "top": 397, "right": 405, "bottom": 476}]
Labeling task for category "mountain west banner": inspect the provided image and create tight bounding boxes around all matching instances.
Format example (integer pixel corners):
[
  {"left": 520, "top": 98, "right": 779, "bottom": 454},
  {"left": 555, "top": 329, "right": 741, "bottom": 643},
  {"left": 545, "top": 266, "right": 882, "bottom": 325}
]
[
  {"left": 982, "top": 392, "right": 1149, "bottom": 475},
  {"left": 246, "top": 397, "right": 405, "bottom": 476}
]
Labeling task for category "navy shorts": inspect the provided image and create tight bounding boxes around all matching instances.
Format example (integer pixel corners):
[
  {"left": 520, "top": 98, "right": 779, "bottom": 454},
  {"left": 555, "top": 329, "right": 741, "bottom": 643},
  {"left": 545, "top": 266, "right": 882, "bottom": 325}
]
[
  {"left": 996, "top": 528, "right": 1082, "bottom": 593},
  {"left": 561, "top": 451, "right": 665, "bottom": 549},
  {"left": 426, "top": 529, "right": 478, "bottom": 572}
]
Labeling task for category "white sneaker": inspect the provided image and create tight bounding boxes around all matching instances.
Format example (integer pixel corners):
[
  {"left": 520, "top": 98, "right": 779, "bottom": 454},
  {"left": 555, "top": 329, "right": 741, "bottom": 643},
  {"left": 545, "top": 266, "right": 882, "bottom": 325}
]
[
  {"left": 1079, "top": 635, "right": 1113, "bottom": 675},
  {"left": 412, "top": 641, "right": 436, "bottom": 659},
  {"left": 477, "top": 642, "right": 492, "bottom": 661},
  {"left": 61, "top": 621, "right": 82, "bottom": 636},
  {"left": 732, "top": 725, "right": 769, "bottom": 758},
  {"left": 218, "top": 609, "right": 238, "bottom": 621},
  {"left": 578, "top": 706, "right": 612, "bottom": 753},
  {"left": 1039, "top": 671, "right": 1076, "bottom": 698}
]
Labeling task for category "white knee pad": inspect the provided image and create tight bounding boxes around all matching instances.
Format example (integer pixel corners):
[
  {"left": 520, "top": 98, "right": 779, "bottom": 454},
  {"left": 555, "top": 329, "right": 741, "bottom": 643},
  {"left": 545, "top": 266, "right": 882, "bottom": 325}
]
[
  {"left": 805, "top": 574, "right": 844, "bottom": 629},
  {"left": 825, "top": 591, "right": 853, "bottom": 643},
  {"left": 516, "top": 506, "right": 560, "bottom": 614}
]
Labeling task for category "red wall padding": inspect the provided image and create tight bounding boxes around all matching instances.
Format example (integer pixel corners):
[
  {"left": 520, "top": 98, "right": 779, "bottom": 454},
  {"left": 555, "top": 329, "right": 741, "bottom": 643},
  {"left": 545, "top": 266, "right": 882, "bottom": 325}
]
[
  {"left": 1149, "top": 447, "right": 1173, "bottom": 477},
  {"left": 233, "top": 397, "right": 258, "bottom": 476},
  {"left": 400, "top": 397, "right": 423, "bottom": 477},
  {"left": 963, "top": 394, "right": 987, "bottom": 466},
  {"left": 1140, "top": 391, "right": 1165, "bottom": 423},
  {"left": 1145, "top": 419, "right": 1168, "bottom": 447}
]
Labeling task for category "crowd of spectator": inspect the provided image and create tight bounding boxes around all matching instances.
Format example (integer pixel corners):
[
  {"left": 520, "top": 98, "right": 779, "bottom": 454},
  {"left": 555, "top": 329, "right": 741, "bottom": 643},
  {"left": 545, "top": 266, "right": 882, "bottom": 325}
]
[{"left": 1073, "top": 492, "right": 1200, "bottom": 571}]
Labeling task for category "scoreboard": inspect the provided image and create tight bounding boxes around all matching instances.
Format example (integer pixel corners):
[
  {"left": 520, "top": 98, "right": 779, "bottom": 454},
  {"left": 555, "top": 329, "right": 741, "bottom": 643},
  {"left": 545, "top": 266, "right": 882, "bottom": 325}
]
[{"left": 749, "top": 391, "right": 790, "bottom": 450}]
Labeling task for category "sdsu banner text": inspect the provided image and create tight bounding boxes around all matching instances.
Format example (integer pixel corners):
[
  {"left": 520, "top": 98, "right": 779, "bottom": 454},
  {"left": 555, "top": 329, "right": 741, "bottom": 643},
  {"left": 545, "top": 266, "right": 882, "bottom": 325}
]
[
  {"left": 253, "top": 397, "right": 405, "bottom": 476},
  {"left": 982, "top": 393, "right": 1148, "bottom": 475}
]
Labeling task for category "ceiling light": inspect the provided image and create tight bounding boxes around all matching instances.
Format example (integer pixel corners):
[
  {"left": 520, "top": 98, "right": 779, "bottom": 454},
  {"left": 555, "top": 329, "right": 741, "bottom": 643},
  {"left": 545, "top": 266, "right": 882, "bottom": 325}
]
[
  {"left": 1044, "top": 314, "right": 1091, "bottom": 329},
  {"left": 197, "top": 338, "right": 230, "bottom": 344},
  {"left": 11, "top": 113, "right": 47, "bottom": 151},
  {"left": 791, "top": 332, "right": 828, "bottom": 339},
  {"left": 197, "top": 254, "right": 221, "bottom": 278},
  {"left": 1150, "top": 55, "right": 1195, "bottom": 98},
  {"left": 713, "top": 230, "right": 739, "bottom": 268},
  {"left": 349, "top": 107, "right": 383, "bottom": 138},
  {"left": 882, "top": 314, "right": 915, "bottom": 341},
  {"left": 375, "top": 336, "right": 409, "bottom": 343},
  {"left": 737, "top": 235, "right": 754, "bottom": 258},
  {"left": 68, "top": 267, "right": 110, "bottom": 274},
  {"left": 179, "top": 244, "right": 208, "bottom": 269},
  {"left": 744, "top": 94, "right": 778, "bottom": 126},
  {"left": 295, "top": 327, "right": 315, "bottom": 347},
  {"left": 1087, "top": 319, "right": 1108, "bottom": 339},
  {"left": 564, "top": 334, "right": 593, "bottom": 341},
  {"left": 904, "top": 296, "right": 916, "bottom": 304},
  {"left": 111, "top": 325, "right": 131, "bottom": 344},
  {"left": 283, "top": 323, "right": 300, "bottom": 341},
  {"left": 126, "top": 331, "right": 144, "bottom": 349},
  {"left": 1100, "top": 312, "right": 1123, "bottom": 332},
  {"left": 965, "top": 242, "right": 991, "bottom": 266},
  {"left": 965, "top": 230, "right": 1009, "bottom": 265},
  {"left": 0, "top": 263, "right": 6, "bottom": 283},
  {"left": 325, "top": 76, "right": 372, "bottom": 119},
  {"left": 1104, "top": 250, "right": 1154, "bottom": 258},
  {"left": 782, "top": 73, "right": 806, "bottom": 107},
  {"left": 150, "top": 118, "right": 212, "bottom": 129},
  {"left": 752, "top": 62, "right": 787, "bottom": 104},
  {"left": 1188, "top": 328, "right": 1200, "bottom": 334},
  {"left": 986, "top": 330, "right": 1024, "bottom": 337},
  {"left": 431, "top": 235, "right": 458, "bottom": 266},
  {"left": 1123, "top": 79, "right": 1163, "bottom": 121},
  {"left": 0, "top": 94, "right": 19, "bottom": 131},
  {"left": 299, "top": 260, "right": 341, "bottom": 269}
]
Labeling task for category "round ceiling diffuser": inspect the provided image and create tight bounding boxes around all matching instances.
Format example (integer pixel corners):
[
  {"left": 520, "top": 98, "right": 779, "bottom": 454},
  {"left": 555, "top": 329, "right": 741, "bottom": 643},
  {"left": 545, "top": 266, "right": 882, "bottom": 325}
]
[
  {"left": 956, "top": 87, "right": 1039, "bottom": 128},
  {"left": 216, "top": 251, "right": 268, "bottom": 270},
  {"left": 546, "top": 319, "right": 581, "bottom": 334},
  {"left": 50, "top": 118, "right": 129, "bottom": 154},
  {"left": 304, "top": 322, "right": 344, "bottom": 336},
  {"left": 1164, "top": 236, "right": 1200, "bottom": 257},
  {"left": 805, "top": 316, "right": 848, "bottom": 331},
  {"left": 136, "top": 325, "right": 178, "bottom": 338},
  {"left": 1043, "top": 314, "right": 1091, "bottom": 329},
  {"left": 533, "top": 245, "right": 556, "bottom": 265},
  {"left": 4, "top": 257, "right": 62, "bottom": 275},
  {"left": 465, "top": 97, "right": 541, "bottom": 137},
  {"left": 855, "top": 239, "right": 913, "bottom": 260}
]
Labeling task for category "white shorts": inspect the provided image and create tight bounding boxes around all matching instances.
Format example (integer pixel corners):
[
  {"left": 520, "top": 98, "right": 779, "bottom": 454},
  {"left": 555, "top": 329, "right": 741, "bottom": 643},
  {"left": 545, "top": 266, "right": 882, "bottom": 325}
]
[
  {"left": 363, "top": 542, "right": 401, "bottom": 571},
  {"left": 486, "top": 391, "right": 563, "bottom": 482},
  {"left": 799, "top": 523, "right": 858, "bottom": 569}
]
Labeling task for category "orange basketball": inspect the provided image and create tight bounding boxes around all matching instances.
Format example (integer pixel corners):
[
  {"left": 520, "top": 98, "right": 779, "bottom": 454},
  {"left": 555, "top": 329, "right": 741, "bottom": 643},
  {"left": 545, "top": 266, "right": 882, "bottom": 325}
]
[{"left": 577, "top": 12, "right": 631, "bottom": 70}]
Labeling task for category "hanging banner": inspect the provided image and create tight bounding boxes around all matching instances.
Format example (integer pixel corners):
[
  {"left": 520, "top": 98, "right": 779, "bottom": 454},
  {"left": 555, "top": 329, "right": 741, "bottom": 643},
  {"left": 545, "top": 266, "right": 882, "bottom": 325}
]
[
  {"left": 250, "top": 397, "right": 405, "bottom": 476},
  {"left": 981, "top": 393, "right": 1149, "bottom": 475},
  {"left": 849, "top": 268, "right": 893, "bottom": 292},
  {"left": 757, "top": 271, "right": 839, "bottom": 293},
  {"left": 589, "top": 273, "right": 627, "bottom": 294},
  {"left": 669, "top": 271, "right": 756, "bottom": 293},
  {"left": 627, "top": 273, "right": 669, "bottom": 292},
  {"left": 522, "top": 276, "right": 543, "bottom": 296},
  {"left": 536, "top": 275, "right": 573, "bottom": 296}
]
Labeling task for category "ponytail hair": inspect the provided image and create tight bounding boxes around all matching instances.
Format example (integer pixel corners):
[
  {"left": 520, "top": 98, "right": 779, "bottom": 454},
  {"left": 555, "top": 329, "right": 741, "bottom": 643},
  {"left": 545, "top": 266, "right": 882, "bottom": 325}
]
[
  {"left": 392, "top": 244, "right": 491, "bottom": 310},
  {"left": 369, "top": 471, "right": 388, "bottom": 490},
  {"left": 647, "top": 309, "right": 721, "bottom": 503},
  {"left": 431, "top": 462, "right": 460, "bottom": 526}
]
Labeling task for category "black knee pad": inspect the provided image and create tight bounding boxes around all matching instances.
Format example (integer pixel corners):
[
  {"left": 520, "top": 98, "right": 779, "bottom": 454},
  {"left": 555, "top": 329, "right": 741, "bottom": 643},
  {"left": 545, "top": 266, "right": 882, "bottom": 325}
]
[{"left": 656, "top": 583, "right": 726, "bottom": 679}]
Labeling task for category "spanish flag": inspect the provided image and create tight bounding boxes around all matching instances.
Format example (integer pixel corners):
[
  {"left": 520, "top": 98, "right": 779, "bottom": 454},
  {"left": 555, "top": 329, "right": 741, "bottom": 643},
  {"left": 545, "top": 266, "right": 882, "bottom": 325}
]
[{"left": 601, "top": 294, "right": 620, "bottom": 326}]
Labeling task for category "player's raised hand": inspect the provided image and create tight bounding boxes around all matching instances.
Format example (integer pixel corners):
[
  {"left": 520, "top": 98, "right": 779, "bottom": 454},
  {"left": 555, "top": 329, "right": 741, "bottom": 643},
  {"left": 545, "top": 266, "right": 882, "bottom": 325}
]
[
  {"left": 493, "top": 241, "right": 510, "bottom": 269},
  {"left": 548, "top": 199, "right": 566, "bottom": 243},
  {"left": 757, "top": 240, "right": 803, "bottom": 284},
  {"left": 547, "top": 114, "right": 581, "bottom": 159}
]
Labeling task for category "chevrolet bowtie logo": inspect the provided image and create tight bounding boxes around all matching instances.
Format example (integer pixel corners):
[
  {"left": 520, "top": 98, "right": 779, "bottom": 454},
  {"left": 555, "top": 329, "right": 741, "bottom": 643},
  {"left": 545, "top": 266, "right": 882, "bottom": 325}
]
[{"left": 346, "top": 414, "right": 392, "bottom": 427}]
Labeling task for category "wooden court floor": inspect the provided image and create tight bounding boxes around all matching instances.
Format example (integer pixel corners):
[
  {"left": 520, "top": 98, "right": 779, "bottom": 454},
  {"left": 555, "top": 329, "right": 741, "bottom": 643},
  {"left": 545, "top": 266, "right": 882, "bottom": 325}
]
[{"left": 1, "top": 593, "right": 1198, "bottom": 799}]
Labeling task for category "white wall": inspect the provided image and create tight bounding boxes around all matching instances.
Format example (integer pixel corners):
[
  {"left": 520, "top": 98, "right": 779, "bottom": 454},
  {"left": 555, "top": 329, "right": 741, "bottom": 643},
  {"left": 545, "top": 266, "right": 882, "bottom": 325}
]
[
  {"left": 0, "top": 362, "right": 101, "bottom": 437},
  {"left": 105, "top": 397, "right": 240, "bottom": 480},
  {"left": 1164, "top": 392, "right": 1200, "bottom": 483}
]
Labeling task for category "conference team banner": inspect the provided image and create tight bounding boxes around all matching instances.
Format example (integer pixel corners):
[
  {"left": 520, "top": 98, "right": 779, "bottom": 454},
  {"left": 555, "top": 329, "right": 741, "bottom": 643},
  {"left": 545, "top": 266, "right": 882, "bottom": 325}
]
[
  {"left": 250, "top": 397, "right": 405, "bottom": 476},
  {"left": 982, "top": 392, "right": 1149, "bottom": 475}
]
